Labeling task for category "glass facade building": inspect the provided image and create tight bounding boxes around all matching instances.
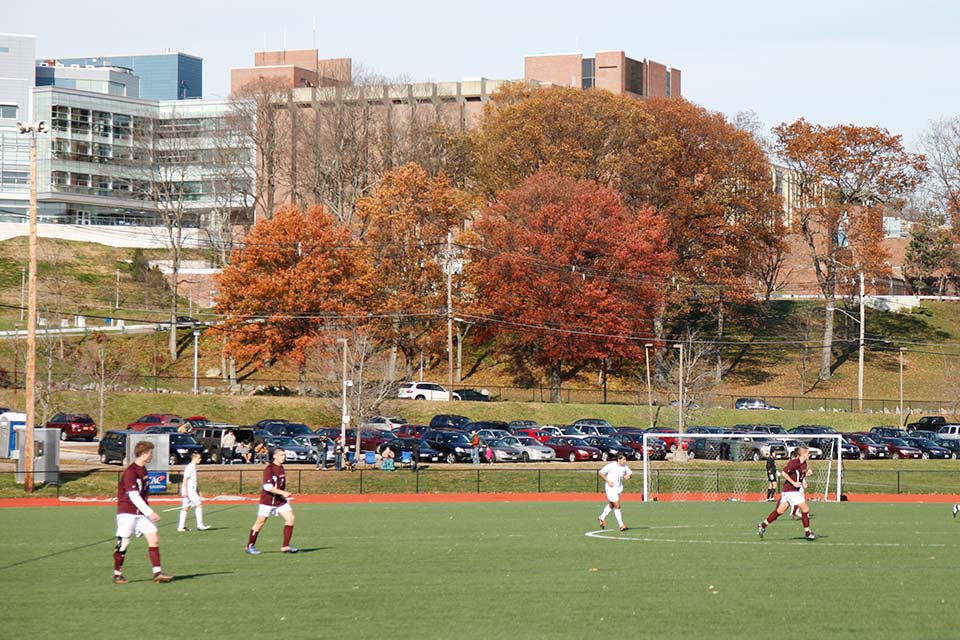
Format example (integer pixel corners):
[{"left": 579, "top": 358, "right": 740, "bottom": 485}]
[
  {"left": 43, "top": 53, "right": 202, "bottom": 101},
  {"left": 0, "top": 33, "right": 36, "bottom": 221}
]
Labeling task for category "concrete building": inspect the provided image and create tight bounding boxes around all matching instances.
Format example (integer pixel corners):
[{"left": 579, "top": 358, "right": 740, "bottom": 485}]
[
  {"left": 0, "top": 33, "right": 36, "bottom": 222},
  {"left": 231, "top": 49, "right": 351, "bottom": 93},
  {"left": 524, "top": 50, "right": 681, "bottom": 97},
  {"left": 45, "top": 52, "right": 202, "bottom": 100},
  {"left": 36, "top": 60, "right": 140, "bottom": 98}
]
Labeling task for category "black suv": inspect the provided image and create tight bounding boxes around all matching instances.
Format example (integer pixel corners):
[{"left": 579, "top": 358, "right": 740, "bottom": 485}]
[
  {"left": 421, "top": 429, "right": 474, "bottom": 463},
  {"left": 906, "top": 416, "right": 947, "bottom": 433},
  {"left": 98, "top": 430, "right": 132, "bottom": 465},
  {"left": 253, "top": 419, "right": 315, "bottom": 437},
  {"left": 429, "top": 414, "right": 471, "bottom": 430}
]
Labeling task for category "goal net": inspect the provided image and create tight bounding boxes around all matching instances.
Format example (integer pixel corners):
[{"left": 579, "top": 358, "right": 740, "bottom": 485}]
[{"left": 640, "top": 432, "right": 843, "bottom": 503}]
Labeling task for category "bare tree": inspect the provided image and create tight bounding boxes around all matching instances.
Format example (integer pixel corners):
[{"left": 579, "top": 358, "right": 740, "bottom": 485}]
[
  {"left": 75, "top": 332, "right": 126, "bottom": 437},
  {"left": 918, "top": 116, "right": 960, "bottom": 226}
]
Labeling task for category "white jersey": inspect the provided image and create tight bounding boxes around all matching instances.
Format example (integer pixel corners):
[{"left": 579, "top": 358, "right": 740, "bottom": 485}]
[
  {"left": 181, "top": 462, "right": 199, "bottom": 499},
  {"left": 600, "top": 462, "right": 632, "bottom": 494}
]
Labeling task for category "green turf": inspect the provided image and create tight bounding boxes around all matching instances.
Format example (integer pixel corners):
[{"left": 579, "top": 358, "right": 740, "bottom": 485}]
[{"left": 1, "top": 501, "right": 959, "bottom": 639}]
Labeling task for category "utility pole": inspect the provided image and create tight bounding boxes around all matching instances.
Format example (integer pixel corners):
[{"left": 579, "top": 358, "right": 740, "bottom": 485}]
[
  {"left": 19, "top": 120, "right": 47, "bottom": 493},
  {"left": 446, "top": 232, "right": 454, "bottom": 395},
  {"left": 337, "top": 338, "right": 349, "bottom": 446},
  {"left": 898, "top": 348, "right": 905, "bottom": 417},
  {"left": 858, "top": 271, "right": 865, "bottom": 413},
  {"left": 644, "top": 343, "right": 654, "bottom": 429}
]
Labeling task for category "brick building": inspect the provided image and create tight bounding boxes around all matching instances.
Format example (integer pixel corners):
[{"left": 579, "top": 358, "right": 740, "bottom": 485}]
[{"left": 524, "top": 50, "right": 680, "bottom": 97}]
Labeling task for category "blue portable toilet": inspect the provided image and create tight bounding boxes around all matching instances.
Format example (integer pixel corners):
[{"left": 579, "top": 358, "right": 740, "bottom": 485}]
[{"left": 0, "top": 412, "right": 26, "bottom": 458}]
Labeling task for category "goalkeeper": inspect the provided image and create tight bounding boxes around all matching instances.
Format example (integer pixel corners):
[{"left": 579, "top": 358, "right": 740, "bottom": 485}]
[{"left": 765, "top": 451, "right": 778, "bottom": 501}]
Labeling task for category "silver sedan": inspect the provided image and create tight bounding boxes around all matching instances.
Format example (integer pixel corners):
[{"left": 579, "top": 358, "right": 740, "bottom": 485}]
[{"left": 501, "top": 435, "right": 556, "bottom": 462}]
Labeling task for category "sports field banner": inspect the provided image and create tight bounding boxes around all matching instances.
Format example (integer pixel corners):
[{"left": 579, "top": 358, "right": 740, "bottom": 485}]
[{"left": 147, "top": 471, "right": 168, "bottom": 494}]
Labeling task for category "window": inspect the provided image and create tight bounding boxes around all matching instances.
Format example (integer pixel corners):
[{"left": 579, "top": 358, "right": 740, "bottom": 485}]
[
  {"left": 0, "top": 104, "right": 17, "bottom": 118},
  {"left": 581, "top": 58, "right": 595, "bottom": 89},
  {"left": 0, "top": 47, "right": 9, "bottom": 53}
]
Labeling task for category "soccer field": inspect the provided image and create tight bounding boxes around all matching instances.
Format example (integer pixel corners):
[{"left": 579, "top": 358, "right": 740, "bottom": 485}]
[{"left": 2, "top": 500, "right": 958, "bottom": 639}]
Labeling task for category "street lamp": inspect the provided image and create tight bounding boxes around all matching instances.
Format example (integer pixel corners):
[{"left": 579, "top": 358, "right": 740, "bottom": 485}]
[
  {"left": 643, "top": 343, "right": 654, "bottom": 429},
  {"left": 192, "top": 329, "right": 200, "bottom": 394},
  {"left": 336, "top": 338, "right": 350, "bottom": 446},
  {"left": 18, "top": 120, "right": 48, "bottom": 493}
]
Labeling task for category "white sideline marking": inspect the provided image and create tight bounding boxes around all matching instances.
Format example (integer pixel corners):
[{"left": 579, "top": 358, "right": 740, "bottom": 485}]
[{"left": 584, "top": 529, "right": 954, "bottom": 548}]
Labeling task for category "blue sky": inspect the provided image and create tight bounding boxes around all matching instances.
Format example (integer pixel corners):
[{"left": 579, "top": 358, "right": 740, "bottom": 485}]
[{"left": 13, "top": 0, "right": 959, "bottom": 146}]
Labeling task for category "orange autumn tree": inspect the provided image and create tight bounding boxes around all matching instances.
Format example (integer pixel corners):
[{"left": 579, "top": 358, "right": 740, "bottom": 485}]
[
  {"left": 773, "top": 119, "right": 927, "bottom": 380},
  {"left": 470, "top": 172, "right": 673, "bottom": 402},
  {"left": 215, "top": 204, "right": 373, "bottom": 392},
  {"left": 354, "top": 163, "right": 475, "bottom": 380}
]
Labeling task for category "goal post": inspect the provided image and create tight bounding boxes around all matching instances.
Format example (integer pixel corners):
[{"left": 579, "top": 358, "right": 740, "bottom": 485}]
[{"left": 640, "top": 432, "right": 843, "bottom": 503}]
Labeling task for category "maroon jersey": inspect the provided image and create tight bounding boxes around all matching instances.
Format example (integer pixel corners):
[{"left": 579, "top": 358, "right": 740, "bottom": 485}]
[
  {"left": 782, "top": 458, "right": 807, "bottom": 492},
  {"left": 117, "top": 463, "right": 149, "bottom": 515},
  {"left": 259, "top": 463, "right": 287, "bottom": 507}
]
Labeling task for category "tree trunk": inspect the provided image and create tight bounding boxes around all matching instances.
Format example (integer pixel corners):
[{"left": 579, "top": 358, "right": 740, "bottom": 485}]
[
  {"left": 228, "top": 356, "right": 237, "bottom": 387},
  {"left": 220, "top": 335, "right": 228, "bottom": 382},
  {"left": 168, "top": 261, "right": 179, "bottom": 361},
  {"left": 653, "top": 313, "right": 667, "bottom": 384},
  {"left": 98, "top": 345, "right": 106, "bottom": 438},
  {"left": 819, "top": 300, "right": 835, "bottom": 380},
  {"left": 298, "top": 363, "right": 307, "bottom": 396},
  {"left": 715, "top": 300, "right": 724, "bottom": 384},
  {"left": 548, "top": 363, "right": 562, "bottom": 404},
  {"left": 386, "top": 344, "right": 397, "bottom": 384}
]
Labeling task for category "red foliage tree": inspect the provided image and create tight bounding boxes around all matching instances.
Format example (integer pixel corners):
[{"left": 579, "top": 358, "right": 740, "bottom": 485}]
[{"left": 469, "top": 172, "right": 673, "bottom": 401}]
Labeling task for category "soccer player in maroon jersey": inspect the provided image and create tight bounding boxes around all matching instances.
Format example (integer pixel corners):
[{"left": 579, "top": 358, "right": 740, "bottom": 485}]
[
  {"left": 245, "top": 448, "right": 298, "bottom": 554},
  {"left": 113, "top": 441, "right": 173, "bottom": 583},
  {"left": 757, "top": 445, "right": 816, "bottom": 540}
]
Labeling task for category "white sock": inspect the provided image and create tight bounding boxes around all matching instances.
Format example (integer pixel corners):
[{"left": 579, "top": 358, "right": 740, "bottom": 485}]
[
  {"left": 195, "top": 507, "right": 205, "bottom": 527},
  {"left": 178, "top": 510, "right": 187, "bottom": 529},
  {"left": 614, "top": 509, "right": 624, "bottom": 527},
  {"left": 600, "top": 505, "right": 612, "bottom": 520}
]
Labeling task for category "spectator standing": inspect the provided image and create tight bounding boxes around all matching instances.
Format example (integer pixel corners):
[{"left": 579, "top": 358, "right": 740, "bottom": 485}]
[
  {"left": 316, "top": 435, "right": 329, "bottom": 470},
  {"left": 470, "top": 431, "right": 481, "bottom": 465},
  {"left": 334, "top": 437, "right": 344, "bottom": 472},
  {"left": 410, "top": 438, "right": 420, "bottom": 472}
]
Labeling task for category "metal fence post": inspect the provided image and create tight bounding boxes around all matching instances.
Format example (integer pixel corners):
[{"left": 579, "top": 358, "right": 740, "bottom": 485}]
[
  {"left": 596, "top": 470, "right": 600, "bottom": 493},
  {"left": 897, "top": 471, "right": 901, "bottom": 494},
  {"left": 716, "top": 470, "right": 720, "bottom": 493},
  {"left": 298, "top": 470, "right": 302, "bottom": 493},
  {"left": 239, "top": 470, "right": 243, "bottom": 494},
  {"left": 415, "top": 468, "right": 420, "bottom": 494},
  {"left": 359, "top": 470, "right": 363, "bottom": 494},
  {"left": 537, "top": 469, "right": 541, "bottom": 493},
  {"left": 476, "top": 468, "right": 480, "bottom": 494}
]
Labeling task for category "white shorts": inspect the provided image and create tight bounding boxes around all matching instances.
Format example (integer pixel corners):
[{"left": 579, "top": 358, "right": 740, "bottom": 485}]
[
  {"left": 779, "top": 491, "right": 806, "bottom": 508},
  {"left": 115, "top": 513, "right": 157, "bottom": 538},
  {"left": 257, "top": 502, "right": 293, "bottom": 518},
  {"left": 181, "top": 494, "right": 202, "bottom": 508},
  {"left": 605, "top": 488, "right": 623, "bottom": 503}
]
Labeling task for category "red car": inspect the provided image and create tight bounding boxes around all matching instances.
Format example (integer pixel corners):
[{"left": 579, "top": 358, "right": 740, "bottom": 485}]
[
  {"left": 127, "top": 414, "right": 183, "bottom": 432},
  {"left": 542, "top": 437, "right": 602, "bottom": 462},
  {"left": 846, "top": 433, "right": 889, "bottom": 459},
  {"left": 393, "top": 424, "right": 429, "bottom": 439},
  {"left": 46, "top": 412, "right": 98, "bottom": 441},
  {"left": 613, "top": 432, "right": 667, "bottom": 460},
  {"left": 514, "top": 428, "right": 552, "bottom": 443},
  {"left": 881, "top": 437, "right": 923, "bottom": 459},
  {"left": 359, "top": 429, "right": 403, "bottom": 452},
  {"left": 650, "top": 428, "right": 690, "bottom": 452}
]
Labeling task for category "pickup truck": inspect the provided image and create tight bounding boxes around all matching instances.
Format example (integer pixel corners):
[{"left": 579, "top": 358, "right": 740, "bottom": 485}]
[
  {"left": 907, "top": 416, "right": 948, "bottom": 432},
  {"left": 936, "top": 424, "right": 960, "bottom": 441}
]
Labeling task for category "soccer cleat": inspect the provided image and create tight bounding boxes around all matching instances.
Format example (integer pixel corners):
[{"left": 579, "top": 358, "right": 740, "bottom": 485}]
[
  {"left": 152, "top": 573, "right": 173, "bottom": 583},
  {"left": 177, "top": 527, "right": 189, "bottom": 532},
  {"left": 245, "top": 545, "right": 261, "bottom": 555},
  {"left": 113, "top": 574, "right": 128, "bottom": 585},
  {"left": 598, "top": 517, "right": 606, "bottom": 530},
  {"left": 197, "top": 524, "right": 211, "bottom": 531},
  {"left": 805, "top": 531, "right": 817, "bottom": 540},
  {"left": 281, "top": 546, "right": 300, "bottom": 554},
  {"left": 619, "top": 526, "right": 628, "bottom": 532},
  {"left": 953, "top": 504, "right": 959, "bottom": 519},
  {"left": 757, "top": 523, "right": 764, "bottom": 539}
]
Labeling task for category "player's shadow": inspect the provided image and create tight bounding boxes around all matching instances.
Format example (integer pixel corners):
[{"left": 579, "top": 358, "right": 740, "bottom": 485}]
[
  {"left": 171, "top": 571, "right": 235, "bottom": 582},
  {"left": 0, "top": 536, "right": 117, "bottom": 572},
  {"left": 261, "top": 547, "right": 332, "bottom": 554}
]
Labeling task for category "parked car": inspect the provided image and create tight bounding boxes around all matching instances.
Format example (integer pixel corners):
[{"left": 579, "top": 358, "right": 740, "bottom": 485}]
[
  {"left": 166, "top": 432, "right": 208, "bottom": 465},
  {"left": 392, "top": 424, "right": 430, "bottom": 439},
  {"left": 648, "top": 428, "right": 689, "bottom": 453},
  {"left": 783, "top": 439, "right": 823, "bottom": 459},
  {"left": 880, "top": 437, "right": 923, "bottom": 459},
  {"left": 499, "top": 435, "right": 556, "bottom": 462},
  {"left": 687, "top": 426, "right": 728, "bottom": 435},
  {"left": 613, "top": 432, "right": 667, "bottom": 460},
  {"left": 507, "top": 420, "right": 540, "bottom": 434},
  {"left": 127, "top": 414, "right": 183, "bottom": 432},
  {"left": 429, "top": 414, "right": 471, "bottom": 430},
  {"left": 729, "top": 436, "right": 788, "bottom": 462},
  {"left": 535, "top": 426, "right": 565, "bottom": 440},
  {"left": 420, "top": 429, "right": 475, "bottom": 463},
  {"left": 686, "top": 438, "right": 724, "bottom": 460},
  {"left": 846, "top": 433, "right": 889, "bottom": 459},
  {"left": 735, "top": 397, "right": 782, "bottom": 410},
  {"left": 98, "top": 430, "right": 132, "bottom": 464},
  {"left": 359, "top": 429, "right": 404, "bottom": 453},
  {"left": 398, "top": 382, "right": 451, "bottom": 401},
  {"left": 192, "top": 425, "right": 256, "bottom": 463},
  {"left": 906, "top": 416, "right": 948, "bottom": 433},
  {"left": 937, "top": 424, "right": 960, "bottom": 441},
  {"left": 931, "top": 436, "right": 960, "bottom": 458},
  {"left": 481, "top": 438, "right": 523, "bottom": 462},
  {"left": 261, "top": 436, "right": 317, "bottom": 464},
  {"left": 291, "top": 434, "right": 329, "bottom": 462},
  {"left": 909, "top": 430, "right": 940, "bottom": 441},
  {"left": 175, "top": 315, "right": 198, "bottom": 327},
  {"left": 870, "top": 426, "right": 908, "bottom": 439},
  {"left": 390, "top": 437, "right": 443, "bottom": 463},
  {"left": 452, "top": 388, "right": 491, "bottom": 401},
  {"left": 582, "top": 436, "right": 638, "bottom": 461},
  {"left": 362, "top": 416, "right": 407, "bottom": 431},
  {"left": 475, "top": 428, "right": 512, "bottom": 441},
  {"left": 513, "top": 428, "right": 553, "bottom": 443},
  {"left": 902, "top": 436, "right": 952, "bottom": 459},
  {"left": 572, "top": 419, "right": 617, "bottom": 436},
  {"left": 253, "top": 419, "right": 315, "bottom": 437},
  {"left": 542, "top": 437, "right": 603, "bottom": 462},
  {"left": 46, "top": 412, "right": 97, "bottom": 441},
  {"left": 465, "top": 421, "right": 510, "bottom": 435},
  {"left": 742, "top": 424, "right": 788, "bottom": 435}
]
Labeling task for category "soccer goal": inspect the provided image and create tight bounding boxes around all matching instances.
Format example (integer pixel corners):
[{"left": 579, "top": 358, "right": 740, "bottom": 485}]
[{"left": 640, "top": 432, "right": 843, "bottom": 503}]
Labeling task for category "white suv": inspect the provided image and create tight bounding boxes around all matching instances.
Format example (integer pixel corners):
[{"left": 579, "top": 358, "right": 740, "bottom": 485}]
[{"left": 397, "top": 382, "right": 451, "bottom": 401}]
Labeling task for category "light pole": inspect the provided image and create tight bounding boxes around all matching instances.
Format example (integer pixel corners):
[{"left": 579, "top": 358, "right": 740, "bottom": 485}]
[
  {"left": 192, "top": 329, "right": 200, "bottom": 394},
  {"left": 643, "top": 343, "right": 654, "bottom": 429},
  {"left": 898, "top": 348, "right": 905, "bottom": 417},
  {"left": 337, "top": 338, "right": 349, "bottom": 446},
  {"left": 858, "top": 271, "right": 865, "bottom": 413},
  {"left": 18, "top": 120, "right": 47, "bottom": 493},
  {"left": 673, "top": 343, "right": 685, "bottom": 461}
]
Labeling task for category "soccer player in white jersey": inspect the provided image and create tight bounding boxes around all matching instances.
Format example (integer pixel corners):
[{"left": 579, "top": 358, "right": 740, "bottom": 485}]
[
  {"left": 178, "top": 451, "right": 210, "bottom": 532},
  {"left": 598, "top": 453, "right": 632, "bottom": 532}
]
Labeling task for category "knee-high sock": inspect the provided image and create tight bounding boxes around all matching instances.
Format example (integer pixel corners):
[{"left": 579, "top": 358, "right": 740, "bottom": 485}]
[
  {"left": 613, "top": 509, "right": 624, "bottom": 527},
  {"left": 195, "top": 507, "right": 205, "bottom": 527},
  {"left": 762, "top": 510, "right": 781, "bottom": 528},
  {"left": 600, "top": 505, "right": 612, "bottom": 520},
  {"left": 283, "top": 525, "right": 294, "bottom": 547},
  {"left": 114, "top": 537, "right": 129, "bottom": 574},
  {"left": 178, "top": 509, "right": 188, "bottom": 530},
  {"left": 148, "top": 546, "right": 161, "bottom": 574},
  {"left": 801, "top": 512, "right": 811, "bottom": 530},
  {"left": 247, "top": 529, "right": 259, "bottom": 547}
]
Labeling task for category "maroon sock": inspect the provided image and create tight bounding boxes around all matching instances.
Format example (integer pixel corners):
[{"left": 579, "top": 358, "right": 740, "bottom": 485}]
[
  {"left": 763, "top": 510, "right": 780, "bottom": 527},
  {"left": 148, "top": 547, "right": 161, "bottom": 573},
  {"left": 801, "top": 512, "right": 810, "bottom": 529},
  {"left": 113, "top": 550, "right": 125, "bottom": 572},
  {"left": 248, "top": 529, "right": 259, "bottom": 547},
  {"left": 283, "top": 525, "right": 293, "bottom": 547}
]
